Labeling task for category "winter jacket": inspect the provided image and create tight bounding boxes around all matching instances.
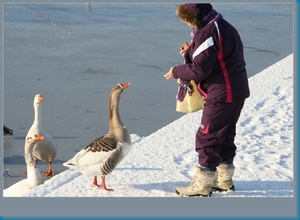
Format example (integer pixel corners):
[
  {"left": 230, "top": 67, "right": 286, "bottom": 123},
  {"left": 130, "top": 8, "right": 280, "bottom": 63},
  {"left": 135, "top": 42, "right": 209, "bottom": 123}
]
[{"left": 172, "top": 16, "right": 250, "bottom": 103}]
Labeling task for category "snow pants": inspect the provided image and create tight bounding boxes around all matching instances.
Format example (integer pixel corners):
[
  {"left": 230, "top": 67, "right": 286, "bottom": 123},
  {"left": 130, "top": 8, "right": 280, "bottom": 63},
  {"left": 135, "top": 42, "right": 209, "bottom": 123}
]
[{"left": 196, "top": 100, "right": 245, "bottom": 169}]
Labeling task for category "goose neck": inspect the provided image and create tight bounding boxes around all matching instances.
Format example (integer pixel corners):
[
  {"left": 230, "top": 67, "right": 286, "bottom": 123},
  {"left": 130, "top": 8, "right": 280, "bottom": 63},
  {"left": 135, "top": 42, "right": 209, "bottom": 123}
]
[
  {"left": 109, "top": 109, "right": 130, "bottom": 143},
  {"left": 24, "top": 140, "right": 43, "bottom": 182},
  {"left": 24, "top": 140, "right": 37, "bottom": 167},
  {"left": 33, "top": 104, "right": 42, "bottom": 125}
]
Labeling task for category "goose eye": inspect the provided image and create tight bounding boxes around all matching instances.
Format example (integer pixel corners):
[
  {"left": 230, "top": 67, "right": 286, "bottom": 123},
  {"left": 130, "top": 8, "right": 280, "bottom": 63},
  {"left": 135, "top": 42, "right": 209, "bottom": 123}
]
[{"left": 117, "top": 84, "right": 124, "bottom": 89}]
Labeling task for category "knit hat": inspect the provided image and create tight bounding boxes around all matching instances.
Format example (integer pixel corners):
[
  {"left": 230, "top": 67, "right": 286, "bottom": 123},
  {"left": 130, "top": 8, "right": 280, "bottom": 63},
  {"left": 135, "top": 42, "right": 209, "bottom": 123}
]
[{"left": 176, "top": 3, "right": 213, "bottom": 27}]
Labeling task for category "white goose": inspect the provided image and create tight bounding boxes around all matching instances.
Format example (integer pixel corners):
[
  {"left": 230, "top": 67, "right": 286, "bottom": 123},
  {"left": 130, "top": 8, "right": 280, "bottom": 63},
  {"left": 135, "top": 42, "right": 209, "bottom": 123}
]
[
  {"left": 63, "top": 83, "right": 132, "bottom": 191},
  {"left": 3, "top": 134, "right": 46, "bottom": 197},
  {"left": 25, "top": 94, "right": 57, "bottom": 176}
]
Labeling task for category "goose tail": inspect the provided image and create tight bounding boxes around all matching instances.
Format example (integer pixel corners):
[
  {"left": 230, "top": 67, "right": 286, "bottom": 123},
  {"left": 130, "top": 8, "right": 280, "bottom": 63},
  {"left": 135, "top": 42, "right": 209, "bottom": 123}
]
[
  {"left": 63, "top": 147, "right": 87, "bottom": 168},
  {"left": 63, "top": 160, "right": 76, "bottom": 168}
]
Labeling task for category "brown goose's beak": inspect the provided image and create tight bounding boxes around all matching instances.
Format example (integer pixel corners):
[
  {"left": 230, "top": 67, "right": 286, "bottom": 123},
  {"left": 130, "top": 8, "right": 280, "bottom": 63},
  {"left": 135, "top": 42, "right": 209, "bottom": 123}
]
[{"left": 119, "top": 83, "right": 131, "bottom": 90}]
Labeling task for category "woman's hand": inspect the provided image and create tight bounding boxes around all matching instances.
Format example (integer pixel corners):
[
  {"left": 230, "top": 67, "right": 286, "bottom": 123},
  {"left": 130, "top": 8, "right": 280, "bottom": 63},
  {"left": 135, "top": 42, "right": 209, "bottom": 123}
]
[{"left": 164, "top": 67, "right": 175, "bottom": 80}]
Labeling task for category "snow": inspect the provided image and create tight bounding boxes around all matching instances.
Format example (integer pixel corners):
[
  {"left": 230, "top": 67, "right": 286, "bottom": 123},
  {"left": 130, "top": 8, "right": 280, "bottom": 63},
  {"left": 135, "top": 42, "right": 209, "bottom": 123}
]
[{"left": 9, "top": 53, "right": 293, "bottom": 198}]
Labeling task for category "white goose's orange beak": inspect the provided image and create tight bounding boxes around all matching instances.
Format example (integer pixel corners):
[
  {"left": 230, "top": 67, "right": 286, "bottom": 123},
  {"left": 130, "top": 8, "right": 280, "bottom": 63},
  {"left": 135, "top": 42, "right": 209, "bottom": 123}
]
[
  {"left": 38, "top": 94, "right": 44, "bottom": 102},
  {"left": 119, "top": 83, "right": 131, "bottom": 90},
  {"left": 34, "top": 134, "right": 45, "bottom": 141}
]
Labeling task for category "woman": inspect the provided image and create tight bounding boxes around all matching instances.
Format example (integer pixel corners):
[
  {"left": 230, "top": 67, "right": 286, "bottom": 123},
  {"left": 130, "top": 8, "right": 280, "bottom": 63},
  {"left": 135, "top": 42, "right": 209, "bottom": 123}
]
[{"left": 164, "top": 3, "right": 250, "bottom": 197}]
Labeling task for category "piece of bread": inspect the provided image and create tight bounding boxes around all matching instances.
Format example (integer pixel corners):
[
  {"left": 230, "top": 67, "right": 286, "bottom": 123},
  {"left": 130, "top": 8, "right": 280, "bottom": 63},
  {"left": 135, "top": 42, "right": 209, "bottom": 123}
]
[{"left": 181, "top": 41, "right": 189, "bottom": 50}]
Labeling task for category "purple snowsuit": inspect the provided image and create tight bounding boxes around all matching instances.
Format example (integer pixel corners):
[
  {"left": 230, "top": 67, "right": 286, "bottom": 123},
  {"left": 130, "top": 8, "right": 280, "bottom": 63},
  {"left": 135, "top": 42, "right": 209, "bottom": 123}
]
[{"left": 172, "top": 8, "right": 250, "bottom": 169}]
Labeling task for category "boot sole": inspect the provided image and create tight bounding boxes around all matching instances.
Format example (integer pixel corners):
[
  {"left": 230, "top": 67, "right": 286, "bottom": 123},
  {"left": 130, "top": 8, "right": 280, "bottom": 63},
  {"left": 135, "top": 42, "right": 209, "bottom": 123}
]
[
  {"left": 212, "top": 185, "right": 235, "bottom": 192},
  {"left": 175, "top": 189, "right": 212, "bottom": 197}
]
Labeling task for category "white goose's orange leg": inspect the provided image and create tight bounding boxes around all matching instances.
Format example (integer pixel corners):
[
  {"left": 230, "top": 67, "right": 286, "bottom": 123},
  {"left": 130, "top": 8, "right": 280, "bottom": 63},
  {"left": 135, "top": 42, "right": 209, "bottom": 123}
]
[{"left": 43, "top": 161, "right": 55, "bottom": 176}]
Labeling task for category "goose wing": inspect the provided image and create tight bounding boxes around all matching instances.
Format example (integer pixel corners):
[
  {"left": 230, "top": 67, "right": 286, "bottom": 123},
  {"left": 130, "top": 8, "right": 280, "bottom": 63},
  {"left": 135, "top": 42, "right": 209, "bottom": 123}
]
[
  {"left": 64, "top": 135, "right": 118, "bottom": 167},
  {"left": 85, "top": 134, "right": 118, "bottom": 153}
]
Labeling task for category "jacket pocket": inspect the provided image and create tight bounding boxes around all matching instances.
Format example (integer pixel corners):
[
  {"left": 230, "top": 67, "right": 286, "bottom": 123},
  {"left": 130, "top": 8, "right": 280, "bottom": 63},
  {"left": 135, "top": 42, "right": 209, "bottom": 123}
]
[{"left": 197, "top": 81, "right": 208, "bottom": 100}]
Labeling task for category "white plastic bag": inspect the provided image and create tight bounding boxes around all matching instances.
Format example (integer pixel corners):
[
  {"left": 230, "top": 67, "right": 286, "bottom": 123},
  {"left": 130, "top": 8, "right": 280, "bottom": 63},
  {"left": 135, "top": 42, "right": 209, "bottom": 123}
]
[{"left": 176, "top": 80, "right": 205, "bottom": 113}]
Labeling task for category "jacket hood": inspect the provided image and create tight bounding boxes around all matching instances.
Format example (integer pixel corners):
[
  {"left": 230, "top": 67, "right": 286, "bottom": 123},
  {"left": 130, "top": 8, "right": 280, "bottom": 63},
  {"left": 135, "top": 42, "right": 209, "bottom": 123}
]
[{"left": 176, "top": 3, "right": 213, "bottom": 26}]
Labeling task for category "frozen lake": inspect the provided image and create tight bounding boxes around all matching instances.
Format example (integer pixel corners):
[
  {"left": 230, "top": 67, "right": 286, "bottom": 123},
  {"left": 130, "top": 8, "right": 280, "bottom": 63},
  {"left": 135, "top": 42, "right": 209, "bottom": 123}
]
[{"left": 2, "top": 3, "right": 293, "bottom": 189}]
